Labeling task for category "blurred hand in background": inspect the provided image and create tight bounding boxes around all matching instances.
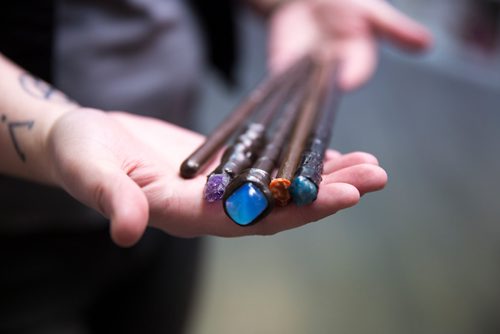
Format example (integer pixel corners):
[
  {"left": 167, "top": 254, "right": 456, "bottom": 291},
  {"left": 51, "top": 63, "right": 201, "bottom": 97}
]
[{"left": 268, "top": 0, "right": 433, "bottom": 90}]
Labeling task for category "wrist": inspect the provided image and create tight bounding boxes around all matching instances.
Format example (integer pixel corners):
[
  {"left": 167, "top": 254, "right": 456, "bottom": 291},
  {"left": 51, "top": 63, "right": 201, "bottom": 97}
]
[
  {"left": 2, "top": 104, "right": 76, "bottom": 186},
  {"left": 0, "top": 54, "right": 80, "bottom": 185},
  {"left": 39, "top": 105, "right": 80, "bottom": 186}
]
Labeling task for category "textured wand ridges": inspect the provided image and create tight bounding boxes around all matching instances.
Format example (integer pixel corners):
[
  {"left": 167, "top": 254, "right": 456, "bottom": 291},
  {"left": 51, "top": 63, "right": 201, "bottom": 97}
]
[
  {"left": 271, "top": 61, "right": 328, "bottom": 206},
  {"left": 294, "top": 137, "right": 325, "bottom": 188},
  {"left": 290, "top": 61, "right": 341, "bottom": 206},
  {"left": 289, "top": 138, "right": 324, "bottom": 206},
  {"left": 222, "top": 73, "right": 310, "bottom": 224},
  {"left": 203, "top": 123, "right": 266, "bottom": 202},
  {"left": 220, "top": 123, "right": 266, "bottom": 177},
  {"left": 180, "top": 55, "right": 312, "bottom": 179}
]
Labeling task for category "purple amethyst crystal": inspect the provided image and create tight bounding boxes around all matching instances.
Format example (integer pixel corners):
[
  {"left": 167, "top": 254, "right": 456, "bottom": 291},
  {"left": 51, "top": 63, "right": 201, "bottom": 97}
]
[{"left": 204, "top": 173, "right": 231, "bottom": 202}]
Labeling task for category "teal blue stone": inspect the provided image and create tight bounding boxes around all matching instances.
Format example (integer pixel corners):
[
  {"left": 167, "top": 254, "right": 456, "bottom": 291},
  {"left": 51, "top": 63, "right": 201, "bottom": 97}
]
[
  {"left": 290, "top": 176, "right": 318, "bottom": 206},
  {"left": 225, "top": 183, "right": 269, "bottom": 226}
]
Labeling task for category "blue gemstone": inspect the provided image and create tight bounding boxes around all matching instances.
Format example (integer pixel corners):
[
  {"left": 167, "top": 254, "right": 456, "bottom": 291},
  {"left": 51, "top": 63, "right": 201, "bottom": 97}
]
[
  {"left": 290, "top": 176, "right": 318, "bottom": 206},
  {"left": 224, "top": 183, "right": 269, "bottom": 226}
]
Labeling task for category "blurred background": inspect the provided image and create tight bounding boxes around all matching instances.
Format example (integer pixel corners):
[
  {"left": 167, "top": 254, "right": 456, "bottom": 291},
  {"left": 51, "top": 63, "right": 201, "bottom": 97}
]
[{"left": 189, "top": 1, "right": 500, "bottom": 333}]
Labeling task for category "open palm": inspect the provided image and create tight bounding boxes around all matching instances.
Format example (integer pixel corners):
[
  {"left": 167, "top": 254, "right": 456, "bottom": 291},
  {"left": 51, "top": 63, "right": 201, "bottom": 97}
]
[{"left": 47, "top": 109, "right": 386, "bottom": 246}]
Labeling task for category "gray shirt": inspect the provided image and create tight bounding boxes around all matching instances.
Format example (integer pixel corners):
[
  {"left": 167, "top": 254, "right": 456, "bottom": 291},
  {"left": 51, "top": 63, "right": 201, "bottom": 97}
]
[{"left": 56, "top": 0, "right": 204, "bottom": 126}]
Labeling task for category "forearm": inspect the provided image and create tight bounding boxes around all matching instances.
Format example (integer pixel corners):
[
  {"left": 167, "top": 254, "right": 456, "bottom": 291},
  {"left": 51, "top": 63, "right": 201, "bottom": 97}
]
[{"left": 0, "top": 54, "right": 77, "bottom": 185}]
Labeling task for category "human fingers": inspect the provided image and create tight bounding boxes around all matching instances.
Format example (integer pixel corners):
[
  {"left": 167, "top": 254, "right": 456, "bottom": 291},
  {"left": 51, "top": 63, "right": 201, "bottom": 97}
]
[
  {"left": 100, "top": 169, "right": 150, "bottom": 247},
  {"left": 324, "top": 149, "right": 342, "bottom": 162},
  {"left": 183, "top": 180, "right": 359, "bottom": 238},
  {"left": 268, "top": 1, "right": 319, "bottom": 74},
  {"left": 239, "top": 182, "right": 360, "bottom": 236},
  {"left": 252, "top": 164, "right": 387, "bottom": 235},
  {"left": 337, "top": 36, "right": 378, "bottom": 91},
  {"left": 368, "top": 0, "right": 433, "bottom": 51},
  {"left": 323, "top": 151, "right": 379, "bottom": 174},
  {"left": 61, "top": 163, "right": 150, "bottom": 247},
  {"left": 49, "top": 109, "right": 150, "bottom": 246},
  {"left": 323, "top": 163, "right": 387, "bottom": 195}
]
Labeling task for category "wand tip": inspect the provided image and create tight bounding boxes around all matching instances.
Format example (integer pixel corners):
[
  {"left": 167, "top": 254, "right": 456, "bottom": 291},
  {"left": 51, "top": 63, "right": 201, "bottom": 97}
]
[
  {"left": 180, "top": 159, "right": 200, "bottom": 179},
  {"left": 224, "top": 182, "right": 270, "bottom": 226},
  {"left": 269, "top": 178, "right": 291, "bottom": 207},
  {"left": 204, "top": 173, "right": 231, "bottom": 202},
  {"left": 290, "top": 176, "right": 318, "bottom": 206}
]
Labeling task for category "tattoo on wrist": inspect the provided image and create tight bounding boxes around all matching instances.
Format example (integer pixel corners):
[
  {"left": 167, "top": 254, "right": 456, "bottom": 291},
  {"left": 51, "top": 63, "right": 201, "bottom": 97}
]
[
  {"left": 19, "top": 73, "right": 75, "bottom": 105},
  {"left": 1, "top": 114, "right": 34, "bottom": 162}
]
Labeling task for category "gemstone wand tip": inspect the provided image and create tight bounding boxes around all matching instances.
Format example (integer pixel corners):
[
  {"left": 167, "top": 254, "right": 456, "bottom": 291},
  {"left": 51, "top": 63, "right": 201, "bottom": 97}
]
[
  {"left": 204, "top": 173, "right": 231, "bottom": 202},
  {"left": 290, "top": 176, "right": 318, "bottom": 206},
  {"left": 224, "top": 182, "right": 270, "bottom": 226},
  {"left": 269, "top": 178, "right": 292, "bottom": 207}
]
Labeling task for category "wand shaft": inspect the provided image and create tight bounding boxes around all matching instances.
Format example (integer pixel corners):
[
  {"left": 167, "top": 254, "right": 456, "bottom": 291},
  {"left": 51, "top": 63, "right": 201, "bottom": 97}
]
[
  {"left": 180, "top": 55, "right": 311, "bottom": 179},
  {"left": 269, "top": 61, "right": 329, "bottom": 206},
  {"left": 290, "top": 61, "right": 342, "bottom": 206},
  {"left": 276, "top": 61, "right": 330, "bottom": 181},
  {"left": 209, "top": 62, "right": 311, "bottom": 178},
  {"left": 203, "top": 58, "right": 312, "bottom": 202},
  {"left": 252, "top": 74, "right": 312, "bottom": 173},
  {"left": 221, "top": 62, "right": 317, "bottom": 225}
]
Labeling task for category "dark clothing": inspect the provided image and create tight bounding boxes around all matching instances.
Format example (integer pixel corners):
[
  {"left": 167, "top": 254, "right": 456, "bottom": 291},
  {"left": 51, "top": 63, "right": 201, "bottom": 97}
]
[
  {"left": 186, "top": 0, "right": 238, "bottom": 84},
  {"left": 0, "top": 226, "right": 203, "bottom": 334},
  {"left": 0, "top": 0, "right": 237, "bottom": 83},
  {"left": 0, "top": 1, "right": 55, "bottom": 81}
]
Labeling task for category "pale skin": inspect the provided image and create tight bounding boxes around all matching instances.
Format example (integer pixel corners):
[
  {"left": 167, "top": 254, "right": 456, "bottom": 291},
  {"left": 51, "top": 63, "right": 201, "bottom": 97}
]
[
  {"left": 268, "top": 0, "right": 433, "bottom": 89},
  {"left": 0, "top": 0, "right": 431, "bottom": 247}
]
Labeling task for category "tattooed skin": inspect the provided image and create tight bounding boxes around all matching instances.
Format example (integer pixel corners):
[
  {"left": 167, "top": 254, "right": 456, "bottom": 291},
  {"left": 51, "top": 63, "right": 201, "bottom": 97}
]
[
  {"left": 1, "top": 114, "right": 35, "bottom": 162},
  {"left": 0, "top": 74, "right": 76, "bottom": 162},
  {"left": 19, "top": 73, "right": 75, "bottom": 105}
]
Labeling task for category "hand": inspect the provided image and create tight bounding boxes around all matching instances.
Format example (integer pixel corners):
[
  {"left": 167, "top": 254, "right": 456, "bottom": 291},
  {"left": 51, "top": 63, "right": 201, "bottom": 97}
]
[
  {"left": 47, "top": 109, "right": 387, "bottom": 247},
  {"left": 269, "top": 0, "right": 433, "bottom": 90}
]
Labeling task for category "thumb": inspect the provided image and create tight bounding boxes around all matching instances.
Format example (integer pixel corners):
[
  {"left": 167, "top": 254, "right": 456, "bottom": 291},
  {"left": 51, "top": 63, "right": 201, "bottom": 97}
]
[
  {"left": 368, "top": 1, "right": 433, "bottom": 51},
  {"left": 92, "top": 168, "right": 150, "bottom": 247}
]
